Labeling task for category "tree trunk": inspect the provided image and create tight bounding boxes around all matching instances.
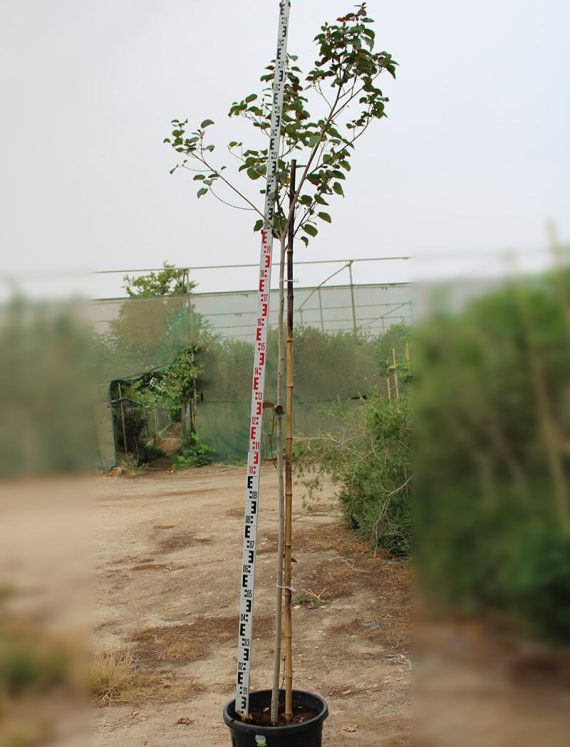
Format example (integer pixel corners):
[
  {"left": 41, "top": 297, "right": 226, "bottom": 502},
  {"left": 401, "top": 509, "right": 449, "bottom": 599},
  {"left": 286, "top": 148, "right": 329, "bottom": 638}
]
[
  {"left": 271, "top": 233, "right": 287, "bottom": 724},
  {"left": 284, "top": 159, "right": 297, "bottom": 722}
]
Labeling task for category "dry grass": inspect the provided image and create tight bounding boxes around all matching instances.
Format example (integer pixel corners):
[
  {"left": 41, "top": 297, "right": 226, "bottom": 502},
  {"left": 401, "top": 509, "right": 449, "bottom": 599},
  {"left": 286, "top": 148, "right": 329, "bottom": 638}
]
[
  {"left": 114, "top": 454, "right": 148, "bottom": 477},
  {"left": 91, "top": 647, "right": 134, "bottom": 705},
  {"left": 91, "top": 646, "right": 204, "bottom": 705},
  {"left": 294, "top": 522, "right": 369, "bottom": 555}
]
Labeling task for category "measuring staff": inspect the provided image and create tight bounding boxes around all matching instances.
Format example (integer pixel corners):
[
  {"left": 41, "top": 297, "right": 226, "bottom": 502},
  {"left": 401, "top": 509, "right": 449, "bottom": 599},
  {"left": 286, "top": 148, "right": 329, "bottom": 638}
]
[{"left": 235, "top": 0, "right": 292, "bottom": 718}]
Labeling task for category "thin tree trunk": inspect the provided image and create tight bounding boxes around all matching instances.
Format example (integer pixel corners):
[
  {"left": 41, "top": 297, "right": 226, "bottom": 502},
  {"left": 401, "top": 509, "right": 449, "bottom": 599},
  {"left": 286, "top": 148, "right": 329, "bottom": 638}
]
[
  {"left": 271, "top": 233, "right": 287, "bottom": 724},
  {"left": 284, "top": 160, "right": 297, "bottom": 722}
]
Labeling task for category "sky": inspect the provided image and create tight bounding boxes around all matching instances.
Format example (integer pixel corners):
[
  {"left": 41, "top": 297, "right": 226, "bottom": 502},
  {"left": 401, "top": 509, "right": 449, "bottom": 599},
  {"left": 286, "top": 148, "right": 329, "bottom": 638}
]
[{"left": 0, "top": 0, "right": 568, "bottom": 297}]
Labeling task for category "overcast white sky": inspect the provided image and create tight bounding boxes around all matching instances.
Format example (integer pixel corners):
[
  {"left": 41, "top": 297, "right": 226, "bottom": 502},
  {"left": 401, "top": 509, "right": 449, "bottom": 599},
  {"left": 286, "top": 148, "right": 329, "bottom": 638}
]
[{"left": 0, "top": 0, "right": 568, "bottom": 297}]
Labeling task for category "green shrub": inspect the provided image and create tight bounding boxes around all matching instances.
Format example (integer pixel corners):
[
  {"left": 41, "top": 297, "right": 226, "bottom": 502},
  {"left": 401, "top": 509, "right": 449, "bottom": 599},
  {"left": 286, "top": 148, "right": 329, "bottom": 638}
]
[
  {"left": 296, "top": 394, "right": 412, "bottom": 554},
  {"left": 415, "top": 267, "right": 570, "bottom": 644},
  {"left": 0, "top": 633, "right": 69, "bottom": 696},
  {"left": 506, "top": 526, "right": 570, "bottom": 642},
  {"left": 171, "top": 432, "right": 214, "bottom": 469}
]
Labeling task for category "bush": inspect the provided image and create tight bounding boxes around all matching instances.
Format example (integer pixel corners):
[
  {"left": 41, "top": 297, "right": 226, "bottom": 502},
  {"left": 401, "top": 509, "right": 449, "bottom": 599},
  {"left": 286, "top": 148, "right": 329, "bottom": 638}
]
[
  {"left": 415, "top": 267, "right": 570, "bottom": 644},
  {"left": 506, "top": 526, "right": 570, "bottom": 642},
  {"left": 296, "top": 394, "right": 412, "bottom": 555},
  {"left": 170, "top": 432, "right": 214, "bottom": 469}
]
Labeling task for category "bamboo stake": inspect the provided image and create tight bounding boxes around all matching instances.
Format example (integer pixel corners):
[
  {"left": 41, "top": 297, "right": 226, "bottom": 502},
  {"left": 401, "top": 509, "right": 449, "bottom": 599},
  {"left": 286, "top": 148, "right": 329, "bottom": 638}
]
[
  {"left": 283, "top": 160, "right": 297, "bottom": 722},
  {"left": 118, "top": 382, "right": 128, "bottom": 453},
  {"left": 392, "top": 348, "right": 400, "bottom": 400},
  {"left": 270, "top": 232, "right": 287, "bottom": 724}
]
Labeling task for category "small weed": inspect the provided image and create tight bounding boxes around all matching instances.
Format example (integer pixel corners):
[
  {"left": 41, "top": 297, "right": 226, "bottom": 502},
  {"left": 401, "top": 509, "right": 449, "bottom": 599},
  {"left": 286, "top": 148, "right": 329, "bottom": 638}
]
[{"left": 115, "top": 453, "right": 148, "bottom": 476}]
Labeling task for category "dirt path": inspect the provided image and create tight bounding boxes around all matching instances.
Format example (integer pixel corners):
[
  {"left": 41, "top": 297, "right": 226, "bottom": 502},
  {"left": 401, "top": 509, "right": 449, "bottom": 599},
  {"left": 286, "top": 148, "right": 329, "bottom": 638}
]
[{"left": 93, "top": 464, "right": 411, "bottom": 746}]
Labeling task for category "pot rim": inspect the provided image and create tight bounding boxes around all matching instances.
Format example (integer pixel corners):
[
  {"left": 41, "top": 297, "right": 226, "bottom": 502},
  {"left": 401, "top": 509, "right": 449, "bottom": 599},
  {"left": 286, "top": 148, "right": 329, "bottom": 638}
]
[{"left": 223, "top": 689, "right": 329, "bottom": 735}]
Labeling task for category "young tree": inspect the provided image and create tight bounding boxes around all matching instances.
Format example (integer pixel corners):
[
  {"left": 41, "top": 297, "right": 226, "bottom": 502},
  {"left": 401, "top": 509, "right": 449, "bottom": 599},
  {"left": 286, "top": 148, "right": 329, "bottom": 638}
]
[
  {"left": 165, "top": 3, "right": 396, "bottom": 723},
  {"left": 123, "top": 262, "right": 195, "bottom": 298},
  {"left": 165, "top": 6, "right": 396, "bottom": 247}
]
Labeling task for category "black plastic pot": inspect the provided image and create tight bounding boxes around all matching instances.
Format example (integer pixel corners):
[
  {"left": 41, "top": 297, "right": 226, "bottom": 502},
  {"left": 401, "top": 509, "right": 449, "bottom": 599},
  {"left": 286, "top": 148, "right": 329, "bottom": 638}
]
[{"left": 223, "top": 689, "right": 328, "bottom": 747}]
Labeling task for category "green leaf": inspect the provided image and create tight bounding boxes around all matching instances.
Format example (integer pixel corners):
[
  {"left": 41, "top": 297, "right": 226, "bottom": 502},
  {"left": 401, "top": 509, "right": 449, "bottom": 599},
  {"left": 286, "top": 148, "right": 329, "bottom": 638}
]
[
  {"left": 197, "top": 187, "right": 208, "bottom": 198},
  {"left": 245, "top": 93, "right": 257, "bottom": 103},
  {"left": 318, "top": 212, "right": 332, "bottom": 223},
  {"left": 247, "top": 168, "right": 261, "bottom": 180},
  {"left": 333, "top": 182, "right": 344, "bottom": 196},
  {"left": 253, "top": 219, "right": 263, "bottom": 232},
  {"left": 201, "top": 119, "right": 214, "bottom": 128},
  {"left": 299, "top": 236, "right": 309, "bottom": 247},
  {"left": 193, "top": 174, "right": 206, "bottom": 181},
  {"left": 302, "top": 223, "right": 318, "bottom": 238}
]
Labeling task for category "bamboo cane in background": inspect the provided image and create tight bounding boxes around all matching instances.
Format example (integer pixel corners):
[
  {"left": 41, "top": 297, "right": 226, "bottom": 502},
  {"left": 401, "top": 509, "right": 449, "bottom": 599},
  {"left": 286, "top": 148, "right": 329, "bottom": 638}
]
[{"left": 392, "top": 348, "right": 400, "bottom": 400}]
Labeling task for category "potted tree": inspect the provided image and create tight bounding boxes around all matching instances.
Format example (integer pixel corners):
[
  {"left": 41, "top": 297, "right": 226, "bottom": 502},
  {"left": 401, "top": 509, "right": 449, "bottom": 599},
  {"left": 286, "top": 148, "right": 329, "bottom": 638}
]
[{"left": 164, "top": 3, "right": 396, "bottom": 743}]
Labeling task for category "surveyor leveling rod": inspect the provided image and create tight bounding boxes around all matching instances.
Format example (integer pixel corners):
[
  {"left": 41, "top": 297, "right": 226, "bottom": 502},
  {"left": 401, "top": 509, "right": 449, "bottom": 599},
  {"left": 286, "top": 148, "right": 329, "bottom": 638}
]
[{"left": 235, "top": 0, "right": 291, "bottom": 718}]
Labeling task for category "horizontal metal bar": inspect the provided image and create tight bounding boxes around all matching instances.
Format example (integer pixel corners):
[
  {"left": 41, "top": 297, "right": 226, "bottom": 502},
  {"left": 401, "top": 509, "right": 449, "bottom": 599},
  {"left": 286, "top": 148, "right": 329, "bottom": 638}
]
[
  {"left": 92, "top": 256, "right": 412, "bottom": 275},
  {"left": 197, "top": 299, "right": 413, "bottom": 320}
]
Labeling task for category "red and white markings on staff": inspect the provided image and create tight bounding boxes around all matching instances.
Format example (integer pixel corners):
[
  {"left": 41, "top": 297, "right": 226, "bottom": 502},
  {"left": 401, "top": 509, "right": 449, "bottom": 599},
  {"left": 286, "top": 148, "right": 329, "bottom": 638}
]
[{"left": 235, "top": 0, "right": 292, "bottom": 718}]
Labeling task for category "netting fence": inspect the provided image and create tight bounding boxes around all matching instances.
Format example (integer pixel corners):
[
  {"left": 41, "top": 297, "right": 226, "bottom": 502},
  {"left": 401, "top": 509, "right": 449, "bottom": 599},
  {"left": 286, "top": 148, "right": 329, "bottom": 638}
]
[
  {"left": 0, "top": 259, "right": 413, "bottom": 474},
  {"left": 88, "top": 259, "right": 412, "bottom": 468}
]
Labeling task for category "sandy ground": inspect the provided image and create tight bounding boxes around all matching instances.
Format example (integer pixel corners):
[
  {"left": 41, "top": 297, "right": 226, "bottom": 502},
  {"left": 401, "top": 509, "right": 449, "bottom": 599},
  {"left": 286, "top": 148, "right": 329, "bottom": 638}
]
[
  {"left": 2, "top": 465, "right": 569, "bottom": 746},
  {"left": 93, "top": 464, "right": 411, "bottom": 746}
]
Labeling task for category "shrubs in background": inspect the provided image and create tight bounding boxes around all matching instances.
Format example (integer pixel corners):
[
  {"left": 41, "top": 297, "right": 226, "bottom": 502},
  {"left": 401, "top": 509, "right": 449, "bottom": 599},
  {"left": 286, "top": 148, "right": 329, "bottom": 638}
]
[
  {"left": 415, "top": 268, "right": 570, "bottom": 644},
  {"left": 170, "top": 432, "right": 214, "bottom": 470},
  {"left": 296, "top": 393, "right": 412, "bottom": 555},
  {"left": 305, "top": 267, "right": 570, "bottom": 645}
]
